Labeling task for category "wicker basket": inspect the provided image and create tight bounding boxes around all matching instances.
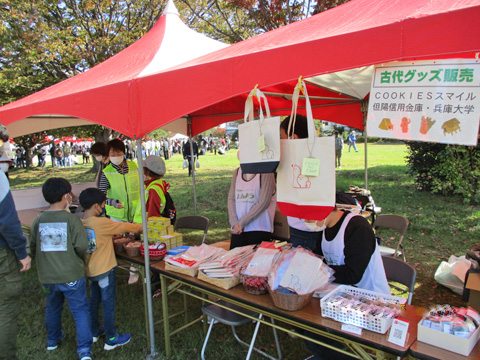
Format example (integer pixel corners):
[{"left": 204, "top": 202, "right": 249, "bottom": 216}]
[
  {"left": 140, "top": 243, "right": 167, "bottom": 261},
  {"left": 165, "top": 262, "right": 198, "bottom": 277},
  {"left": 197, "top": 270, "right": 241, "bottom": 290},
  {"left": 123, "top": 242, "right": 141, "bottom": 257},
  {"left": 268, "top": 285, "right": 314, "bottom": 311},
  {"left": 113, "top": 237, "right": 130, "bottom": 254},
  {"left": 240, "top": 271, "right": 269, "bottom": 295}
]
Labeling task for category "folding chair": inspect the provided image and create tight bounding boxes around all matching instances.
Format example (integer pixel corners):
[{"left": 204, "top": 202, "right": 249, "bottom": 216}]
[
  {"left": 201, "top": 300, "right": 281, "bottom": 360},
  {"left": 174, "top": 215, "right": 209, "bottom": 244},
  {"left": 374, "top": 214, "right": 409, "bottom": 261},
  {"left": 382, "top": 256, "right": 416, "bottom": 304}
]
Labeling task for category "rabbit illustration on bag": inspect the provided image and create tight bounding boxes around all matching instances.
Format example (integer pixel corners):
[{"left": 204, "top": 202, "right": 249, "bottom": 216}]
[
  {"left": 292, "top": 164, "right": 311, "bottom": 189},
  {"left": 261, "top": 144, "right": 275, "bottom": 160}
]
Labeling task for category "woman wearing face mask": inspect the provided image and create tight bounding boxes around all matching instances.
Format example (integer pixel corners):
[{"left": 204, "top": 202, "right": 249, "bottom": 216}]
[
  {"left": 303, "top": 192, "right": 389, "bottom": 360},
  {"left": 90, "top": 142, "right": 109, "bottom": 188},
  {"left": 280, "top": 114, "right": 322, "bottom": 251},
  {"left": 98, "top": 139, "right": 140, "bottom": 222},
  {"left": 311, "top": 192, "right": 389, "bottom": 294}
]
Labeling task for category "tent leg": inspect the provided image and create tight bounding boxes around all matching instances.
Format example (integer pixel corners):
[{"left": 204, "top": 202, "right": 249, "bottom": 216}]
[
  {"left": 362, "top": 102, "right": 368, "bottom": 190},
  {"left": 136, "top": 139, "right": 158, "bottom": 359},
  {"left": 187, "top": 117, "right": 197, "bottom": 214}
]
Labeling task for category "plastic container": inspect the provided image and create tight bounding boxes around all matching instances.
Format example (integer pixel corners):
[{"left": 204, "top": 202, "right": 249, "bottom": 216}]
[{"left": 320, "top": 285, "right": 406, "bottom": 334}]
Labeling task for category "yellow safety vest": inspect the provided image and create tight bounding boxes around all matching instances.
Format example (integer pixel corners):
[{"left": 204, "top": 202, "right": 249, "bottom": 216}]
[
  {"left": 103, "top": 160, "right": 140, "bottom": 222},
  {"left": 134, "top": 179, "right": 167, "bottom": 223}
]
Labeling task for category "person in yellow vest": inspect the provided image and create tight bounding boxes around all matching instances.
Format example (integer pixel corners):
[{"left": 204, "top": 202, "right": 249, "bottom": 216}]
[
  {"left": 133, "top": 156, "right": 167, "bottom": 223},
  {"left": 98, "top": 139, "right": 140, "bottom": 223}
]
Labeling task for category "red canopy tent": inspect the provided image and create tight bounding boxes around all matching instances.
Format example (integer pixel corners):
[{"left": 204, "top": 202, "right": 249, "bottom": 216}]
[{"left": 1, "top": 0, "right": 479, "bottom": 139}]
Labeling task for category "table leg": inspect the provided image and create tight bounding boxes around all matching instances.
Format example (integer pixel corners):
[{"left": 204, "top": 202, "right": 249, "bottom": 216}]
[{"left": 161, "top": 274, "right": 171, "bottom": 357}]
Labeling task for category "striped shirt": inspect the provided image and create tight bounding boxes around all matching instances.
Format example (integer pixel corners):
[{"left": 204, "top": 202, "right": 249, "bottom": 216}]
[{"left": 98, "top": 161, "right": 130, "bottom": 207}]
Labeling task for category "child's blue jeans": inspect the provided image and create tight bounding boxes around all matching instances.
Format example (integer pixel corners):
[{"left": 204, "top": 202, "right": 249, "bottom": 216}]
[
  {"left": 89, "top": 268, "right": 117, "bottom": 339},
  {"left": 43, "top": 276, "right": 92, "bottom": 357}
]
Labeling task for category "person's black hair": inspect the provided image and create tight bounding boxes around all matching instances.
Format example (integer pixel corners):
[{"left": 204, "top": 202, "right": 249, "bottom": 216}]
[
  {"left": 79, "top": 188, "right": 107, "bottom": 210},
  {"left": 335, "top": 191, "right": 358, "bottom": 206},
  {"left": 0, "top": 123, "right": 9, "bottom": 142},
  {"left": 280, "top": 114, "right": 309, "bottom": 139},
  {"left": 106, "top": 138, "right": 126, "bottom": 155},
  {"left": 334, "top": 131, "right": 339, "bottom": 135},
  {"left": 90, "top": 142, "right": 107, "bottom": 156},
  {"left": 42, "top": 178, "right": 72, "bottom": 204}
]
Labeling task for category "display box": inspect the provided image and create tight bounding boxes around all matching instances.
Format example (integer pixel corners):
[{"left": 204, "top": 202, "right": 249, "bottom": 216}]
[
  {"left": 417, "top": 318, "right": 480, "bottom": 356},
  {"left": 465, "top": 272, "right": 480, "bottom": 313}
]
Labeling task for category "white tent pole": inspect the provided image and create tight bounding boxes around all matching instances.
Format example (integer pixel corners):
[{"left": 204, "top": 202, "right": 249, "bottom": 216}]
[
  {"left": 361, "top": 101, "right": 368, "bottom": 189},
  {"left": 187, "top": 117, "right": 198, "bottom": 214},
  {"left": 136, "top": 139, "right": 158, "bottom": 358}
]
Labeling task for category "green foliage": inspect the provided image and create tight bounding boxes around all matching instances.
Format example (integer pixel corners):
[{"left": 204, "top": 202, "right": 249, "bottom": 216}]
[{"left": 406, "top": 141, "right": 480, "bottom": 205}]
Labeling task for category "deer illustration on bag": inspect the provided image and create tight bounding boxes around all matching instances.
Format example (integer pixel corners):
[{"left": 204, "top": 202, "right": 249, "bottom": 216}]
[{"left": 292, "top": 164, "right": 311, "bottom": 189}]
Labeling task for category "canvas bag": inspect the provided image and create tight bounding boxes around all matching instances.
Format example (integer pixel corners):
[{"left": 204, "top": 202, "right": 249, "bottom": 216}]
[
  {"left": 276, "top": 78, "right": 336, "bottom": 220},
  {"left": 238, "top": 87, "right": 280, "bottom": 173}
]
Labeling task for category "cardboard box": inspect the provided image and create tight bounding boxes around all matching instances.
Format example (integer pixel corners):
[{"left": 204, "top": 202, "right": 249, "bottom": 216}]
[
  {"left": 465, "top": 272, "right": 480, "bottom": 313},
  {"left": 417, "top": 318, "right": 480, "bottom": 356}
]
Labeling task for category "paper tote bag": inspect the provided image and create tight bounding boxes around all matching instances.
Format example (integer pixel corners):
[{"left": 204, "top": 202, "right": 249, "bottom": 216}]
[
  {"left": 238, "top": 88, "right": 280, "bottom": 173},
  {"left": 277, "top": 79, "right": 336, "bottom": 221}
]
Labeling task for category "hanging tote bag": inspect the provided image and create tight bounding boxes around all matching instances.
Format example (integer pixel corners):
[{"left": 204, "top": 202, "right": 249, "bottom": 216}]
[
  {"left": 238, "top": 87, "right": 281, "bottom": 174},
  {"left": 276, "top": 78, "right": 336, "bottom": 221}
]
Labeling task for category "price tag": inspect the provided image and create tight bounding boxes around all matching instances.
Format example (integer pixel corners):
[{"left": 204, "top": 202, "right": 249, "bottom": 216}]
[
  {"left": 258, "top": 134, "right": 265, "bottom": 152},
  {"left": 388, "top": 318, "right": 409, "bottom": 347},
  {"left": 341, "top": 323, "right": 362, "bottom": 335},
  {"left": 301, "top": 157, "right": 320, "bottom": 177}
]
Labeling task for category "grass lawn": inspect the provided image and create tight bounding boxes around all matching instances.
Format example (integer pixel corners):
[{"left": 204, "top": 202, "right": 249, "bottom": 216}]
[{"left": 8, "top": 143, "right": 480, "bottom": 359}]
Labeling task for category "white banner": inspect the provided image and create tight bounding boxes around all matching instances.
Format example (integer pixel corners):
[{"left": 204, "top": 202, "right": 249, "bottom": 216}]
[{"left": 367, "top": 59, "right": 480, "bottom": 146}]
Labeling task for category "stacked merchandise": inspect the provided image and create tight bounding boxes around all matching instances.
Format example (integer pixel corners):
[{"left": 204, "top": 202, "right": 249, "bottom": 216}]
[
  {"left": 241, "top": 242, "right": 287, "bottom": 295},
  {"left": 321, "top": 286, "right": 404, "bottom": 333},
  {"left": 145, "top": 216, "right": 183, "bottom": 249},
  {"left": 165, "top": 244, "right": 225, "bottom": 277},
  {"left": 417, "top": 304, "right": 480, "bottom": 356},
  {"left": 198, "top": 245, "right": 255, "bottom": 289},
  {"left": 199, "top": 245, "right": 256, "bottom": 278}
]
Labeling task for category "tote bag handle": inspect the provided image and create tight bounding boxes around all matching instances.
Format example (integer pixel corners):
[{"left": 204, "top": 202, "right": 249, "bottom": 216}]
[
  {"left": 287, "top": 77, "right": 316, "bottom": 156},
  {"left": 244, "top": 86, "right": 271, "bottom": 124}
]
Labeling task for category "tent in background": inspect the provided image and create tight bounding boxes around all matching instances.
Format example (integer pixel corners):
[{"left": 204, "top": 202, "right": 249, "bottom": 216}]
[{"left": 2, "top": 0, "right": 479, "bottom": 139}]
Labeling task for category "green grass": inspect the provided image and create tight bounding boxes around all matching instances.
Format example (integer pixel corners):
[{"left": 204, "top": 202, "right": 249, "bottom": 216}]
[{"left": 8, "top": 144, "right": 480, "bottom": 359}]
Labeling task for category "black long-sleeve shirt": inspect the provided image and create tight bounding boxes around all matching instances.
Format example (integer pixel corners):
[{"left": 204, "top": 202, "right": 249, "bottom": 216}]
[{"left": 314, "top": 212, "right": 376, "bottom": 285}]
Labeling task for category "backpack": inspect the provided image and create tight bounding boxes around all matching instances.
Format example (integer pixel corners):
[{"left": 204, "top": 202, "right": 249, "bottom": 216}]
[{"left": 159, "top": 181, "right": 176, "bottom": 225}]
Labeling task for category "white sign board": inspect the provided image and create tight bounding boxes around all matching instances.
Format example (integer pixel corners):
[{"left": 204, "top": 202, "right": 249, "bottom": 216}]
[{"left": 367, "top": 59, "right": 480, "bottom": 146}]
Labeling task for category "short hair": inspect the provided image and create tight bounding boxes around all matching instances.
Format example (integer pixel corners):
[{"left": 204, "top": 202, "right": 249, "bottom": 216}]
[
  {"left": 280, "top": 114, "right": 309, "bottom": 139},
  {"left": 334, "top": 131, "right": 339, "bottom": 135},
  {"left": 0, "top": 123, "right": 9, "bottom": 143},
  {"left": 42, "top": 178, "right": 72, "bottom": 204},
  {"left": 90, "top": 142, "right": 107, "bottom": 156},
  {"left": 79, "top": 188, "right": 107, "bottom": 210},
  {"left": 106, "top": 138, "right": 125, "bottom": 155}
]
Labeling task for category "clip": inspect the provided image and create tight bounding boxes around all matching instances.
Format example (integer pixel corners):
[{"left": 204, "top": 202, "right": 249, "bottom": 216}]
[{"left": 294, "top": 76, "right": 305, "bottom": 95}]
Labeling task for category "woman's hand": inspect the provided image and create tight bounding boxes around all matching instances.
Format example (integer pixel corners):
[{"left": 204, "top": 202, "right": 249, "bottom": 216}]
[
  {"left": 232, "top": 223, "right": 243, "bottom": 235},
  {"left": 116, "top": 200, "right": 124, "bottom": 209}
]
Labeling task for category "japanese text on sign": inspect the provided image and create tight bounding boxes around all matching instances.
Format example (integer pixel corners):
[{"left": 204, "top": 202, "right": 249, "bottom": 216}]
[{"left": 367, "top": 60, "right": 480, "bottom": 146}]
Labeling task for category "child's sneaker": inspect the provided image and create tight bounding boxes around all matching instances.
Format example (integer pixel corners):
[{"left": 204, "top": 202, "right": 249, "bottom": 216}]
[
  {"left": 47, "top": 331, "right": 65, "bottom": 350},
  {"left": 92, "top": 327, "right": 105, "bottom": 343},
  {"left": 79, "top": 352, "right": 93, "bottom": 360},
  {"left": 104, "top": 333, "right": 131, "bottom": 350}
]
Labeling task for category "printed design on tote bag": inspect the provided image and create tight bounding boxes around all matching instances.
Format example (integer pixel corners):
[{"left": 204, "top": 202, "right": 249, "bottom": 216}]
[
  {"left": 292, "top": 164, "right": 311, "bottom": 189},
  {"left": 261, "top": 144, "right": 275, "bottom": 160}
]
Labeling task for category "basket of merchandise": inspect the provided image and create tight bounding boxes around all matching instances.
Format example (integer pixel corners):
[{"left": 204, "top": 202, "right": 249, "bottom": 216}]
[
  {"left": 240, "top": 271, "right": 269, "bottom": 295},
  {"left": 112, "top": 235, "right": 132, "bottom": 254},
  {"left": 124, "top": 241, "right": 142, "bottom": 257},
  {"left": 268, "top": 285, "right": 314, "bottom": 311},
  {"left": 320, "top": 285, "right": 406, "bottom": 334},
  {"left": 141, "top": 243, "right": 167, "bottom": 261}
]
